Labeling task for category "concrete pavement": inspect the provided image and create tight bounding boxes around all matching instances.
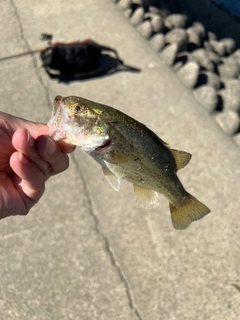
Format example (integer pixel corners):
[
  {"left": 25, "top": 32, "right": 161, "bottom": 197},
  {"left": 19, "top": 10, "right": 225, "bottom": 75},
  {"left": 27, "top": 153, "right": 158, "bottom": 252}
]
[{"left": 0, "top": 0, "right": 240, "bottom": 319}]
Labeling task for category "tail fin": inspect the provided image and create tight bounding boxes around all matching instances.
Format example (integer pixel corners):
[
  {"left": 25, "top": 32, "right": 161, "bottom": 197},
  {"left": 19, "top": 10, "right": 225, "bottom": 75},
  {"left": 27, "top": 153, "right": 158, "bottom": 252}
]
[{"left": 169, "top": 194, "right": 210, "bottom": 230}]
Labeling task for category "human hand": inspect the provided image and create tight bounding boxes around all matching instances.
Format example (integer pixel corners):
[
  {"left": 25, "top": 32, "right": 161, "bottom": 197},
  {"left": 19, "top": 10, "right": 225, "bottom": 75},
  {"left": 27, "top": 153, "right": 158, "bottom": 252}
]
[{"left": 0, "top": 111, "right": 75, "bottom": 219}]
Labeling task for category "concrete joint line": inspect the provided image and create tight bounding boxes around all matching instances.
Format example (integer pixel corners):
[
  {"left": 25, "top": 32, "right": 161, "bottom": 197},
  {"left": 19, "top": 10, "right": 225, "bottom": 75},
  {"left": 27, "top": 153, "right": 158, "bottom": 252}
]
[{"left": 71, "top": 154, "right": 143, "bottom": 320}]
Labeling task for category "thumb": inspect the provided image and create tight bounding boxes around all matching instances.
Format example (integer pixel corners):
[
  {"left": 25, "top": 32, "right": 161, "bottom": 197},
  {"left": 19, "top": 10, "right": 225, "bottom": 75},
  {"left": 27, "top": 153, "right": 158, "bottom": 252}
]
[{"left": 0, "top": 111, "right": 49, "bottom": 138}]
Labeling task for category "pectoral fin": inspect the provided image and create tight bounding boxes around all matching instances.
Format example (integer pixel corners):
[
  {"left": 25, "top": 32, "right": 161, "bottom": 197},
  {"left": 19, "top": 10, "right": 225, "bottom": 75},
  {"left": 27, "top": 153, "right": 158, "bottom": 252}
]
[
  {"left": 170, "top": 149, "right": 192, "bottom": 171},
  {"left": 133, "top": 184, "right": 160, "bottom": 209},
  {"left": 111, "top": 153, "right": 129, "bottom": 164},
  {"left": 102, "top": 167, "right": 120, "bottom": 191},
  {"left": 110, "top": 152, "right": 141, "bottom": 170}
]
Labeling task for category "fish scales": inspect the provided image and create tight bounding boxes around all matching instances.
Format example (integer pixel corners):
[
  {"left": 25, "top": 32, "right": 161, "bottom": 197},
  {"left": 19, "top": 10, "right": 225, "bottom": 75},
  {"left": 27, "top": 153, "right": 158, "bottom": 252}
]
[
  {"left": 97, "top": 117, "right": 186, "bottom": 205},
  {"left": 78, "top": 100, "right": 185, "bottom": 204},
  {"left": 48, "top": 95, "right": 210, "bottom": 230}
]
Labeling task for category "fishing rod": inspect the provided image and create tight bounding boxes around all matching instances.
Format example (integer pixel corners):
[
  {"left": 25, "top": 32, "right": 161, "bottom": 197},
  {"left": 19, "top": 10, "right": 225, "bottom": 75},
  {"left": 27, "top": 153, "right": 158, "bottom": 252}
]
[{"left": 0, "top": 33, "right": 53, "bottom": 62}]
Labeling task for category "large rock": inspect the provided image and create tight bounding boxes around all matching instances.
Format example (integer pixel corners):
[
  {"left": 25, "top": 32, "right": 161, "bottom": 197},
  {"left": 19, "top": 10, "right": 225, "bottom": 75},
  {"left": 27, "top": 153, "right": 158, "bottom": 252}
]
[
  {"left": 215, "top": 110, "right": 240, "bottom": 135},
  {"left": 165, "top": 28, "right": 188, "bottom": 52},
  {"left": 194, "top": 85, "right": 219, "bottom": 113},
  {"left": 149, "top": 33, "right": 165, "bottom": 52},
  {"left": 176, "top": 61, "right": 200, "bottom": 89}
]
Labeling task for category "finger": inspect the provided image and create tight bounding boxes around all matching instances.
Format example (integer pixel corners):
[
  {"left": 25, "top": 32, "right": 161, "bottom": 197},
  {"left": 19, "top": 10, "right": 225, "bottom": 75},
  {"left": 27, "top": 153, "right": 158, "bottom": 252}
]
[
  {"left": 36, "top": 135, "right": 70, "bottom": 176},
  {"left": 0, "top": 111, "right": 49, "bottom": 138},
  {"left": 57, "top": 139, "right": 76, "bottom": 154},
  {"left": 12, "top": 128, "right": 50, "bottom": 176},
  {"left": 1, "top": 111, "right": 76, "bottom": 153},
  {"left": 10, "top": 152, "right": 46, "bottom": 208}
]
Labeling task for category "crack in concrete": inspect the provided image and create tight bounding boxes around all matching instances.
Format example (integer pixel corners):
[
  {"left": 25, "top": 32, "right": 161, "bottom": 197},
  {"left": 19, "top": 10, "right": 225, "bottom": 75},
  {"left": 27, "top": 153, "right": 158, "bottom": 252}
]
[
  {"left": 10, "top": 0, "right": 52, "bottom": 110},
  {"left": 71, "top": 154, "right": 143, "bottom": 320}
]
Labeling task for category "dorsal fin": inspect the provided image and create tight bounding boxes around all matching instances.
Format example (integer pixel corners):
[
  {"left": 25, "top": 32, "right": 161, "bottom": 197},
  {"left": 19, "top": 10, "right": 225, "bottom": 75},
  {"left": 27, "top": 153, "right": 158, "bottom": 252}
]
[
  {"left": 133, "top": 184, "right": 160, "bottom": 209},
  {"left": 102, "top": 167, "right": 120, "bottom": 191},
  {"left": 170, "top": 149, "right": 192, "bottom": 171}
]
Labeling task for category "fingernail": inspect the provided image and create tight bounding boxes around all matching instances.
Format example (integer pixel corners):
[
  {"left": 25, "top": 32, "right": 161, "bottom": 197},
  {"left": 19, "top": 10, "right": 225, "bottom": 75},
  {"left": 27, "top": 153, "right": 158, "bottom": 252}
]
[
  {"left": 20, "top": 153, "right": 29, "bottom": 165},
  {"left": 27, "top": 131, "right": 35, "bottom": 147},
  {"left": 46, "top": 137, "right": 56, "bottom": 155}
]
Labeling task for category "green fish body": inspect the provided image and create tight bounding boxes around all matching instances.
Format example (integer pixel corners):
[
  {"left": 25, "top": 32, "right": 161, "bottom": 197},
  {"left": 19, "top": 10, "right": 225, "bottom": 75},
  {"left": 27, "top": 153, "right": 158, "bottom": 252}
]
[{"left": 48, "top": 95, "right": 210, "bottom": 229}]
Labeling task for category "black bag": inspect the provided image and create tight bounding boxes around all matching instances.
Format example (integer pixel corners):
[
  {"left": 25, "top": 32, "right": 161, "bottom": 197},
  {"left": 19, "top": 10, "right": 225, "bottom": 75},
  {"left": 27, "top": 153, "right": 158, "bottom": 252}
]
[{"left": 40, "top": 39, "right": 125, "bottom": 81}]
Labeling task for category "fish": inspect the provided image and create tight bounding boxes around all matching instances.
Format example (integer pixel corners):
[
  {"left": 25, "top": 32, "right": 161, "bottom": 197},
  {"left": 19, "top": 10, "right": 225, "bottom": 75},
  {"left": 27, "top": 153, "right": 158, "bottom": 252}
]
[{"left": 48, "top": 95, "right": 210, "bottom": 230}]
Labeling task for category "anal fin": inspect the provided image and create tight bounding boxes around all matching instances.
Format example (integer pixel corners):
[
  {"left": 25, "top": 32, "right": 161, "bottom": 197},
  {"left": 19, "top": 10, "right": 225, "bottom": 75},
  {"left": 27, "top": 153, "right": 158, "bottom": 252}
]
[
  {"left": 102, "top": 167, "right": 120, "bottom": 192},
  {"left": 133, "top": 184, "right": 160, "bottom": 209}
]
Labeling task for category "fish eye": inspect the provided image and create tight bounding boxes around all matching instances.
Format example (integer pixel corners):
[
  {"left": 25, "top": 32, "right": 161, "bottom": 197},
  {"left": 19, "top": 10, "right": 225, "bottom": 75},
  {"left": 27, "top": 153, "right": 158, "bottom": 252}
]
[{"left": 74, "top": 105, "right": 81, "bottom": 112}]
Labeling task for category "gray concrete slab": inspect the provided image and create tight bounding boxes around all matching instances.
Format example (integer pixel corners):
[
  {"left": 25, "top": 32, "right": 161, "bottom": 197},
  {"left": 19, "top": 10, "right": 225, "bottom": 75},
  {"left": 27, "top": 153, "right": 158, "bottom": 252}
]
[{"left": 0, "top": 0, "right": 240, "bottom": 319}]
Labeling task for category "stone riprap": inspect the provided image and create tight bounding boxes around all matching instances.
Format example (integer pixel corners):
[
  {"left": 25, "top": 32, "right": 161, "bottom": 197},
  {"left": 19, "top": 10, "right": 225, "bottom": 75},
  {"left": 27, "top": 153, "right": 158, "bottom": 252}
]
[{"left": 116, "top": 0, "right": 240, "bottom": 146}]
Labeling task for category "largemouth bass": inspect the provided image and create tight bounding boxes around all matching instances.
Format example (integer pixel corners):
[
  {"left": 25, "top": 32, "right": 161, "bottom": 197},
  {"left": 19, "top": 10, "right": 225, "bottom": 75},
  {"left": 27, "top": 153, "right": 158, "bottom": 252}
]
[{"left": 48, "top": 95, "right": 210, "bottom": 229}]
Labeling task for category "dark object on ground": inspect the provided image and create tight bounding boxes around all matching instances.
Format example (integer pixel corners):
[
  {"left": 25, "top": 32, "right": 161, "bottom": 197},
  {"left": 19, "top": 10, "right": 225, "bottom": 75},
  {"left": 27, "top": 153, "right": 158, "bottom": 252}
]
[
  {"left": 0, "top": 34, "right": 140, "bottom": 82},
  {"left": 40, "top": 39, "right": 140, "bottom": 82}
]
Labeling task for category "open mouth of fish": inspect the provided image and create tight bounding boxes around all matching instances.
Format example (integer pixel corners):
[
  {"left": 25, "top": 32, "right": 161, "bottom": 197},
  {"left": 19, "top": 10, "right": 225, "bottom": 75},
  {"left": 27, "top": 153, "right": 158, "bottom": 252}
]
[
  {"left": 47, "top": 96, "right": 111, "bottom": 151},
  {"left": 47, "top": 96, "right": 69, "bottom": 141}
]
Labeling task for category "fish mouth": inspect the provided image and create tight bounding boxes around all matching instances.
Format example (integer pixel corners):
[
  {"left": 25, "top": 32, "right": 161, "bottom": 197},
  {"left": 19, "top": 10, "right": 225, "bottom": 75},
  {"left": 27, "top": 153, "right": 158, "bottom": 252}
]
[{"left": 47, "top": 96, "right": 68, "bottom": 141}]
